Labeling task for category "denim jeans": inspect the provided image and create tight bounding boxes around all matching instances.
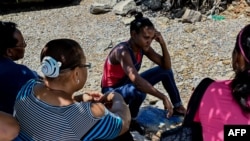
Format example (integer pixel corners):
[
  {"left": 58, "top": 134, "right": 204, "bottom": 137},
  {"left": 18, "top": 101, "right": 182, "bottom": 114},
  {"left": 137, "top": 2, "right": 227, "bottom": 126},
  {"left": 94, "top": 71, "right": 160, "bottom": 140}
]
[{"left": 102, "top": 66, "right": 183, "bottom": 118}]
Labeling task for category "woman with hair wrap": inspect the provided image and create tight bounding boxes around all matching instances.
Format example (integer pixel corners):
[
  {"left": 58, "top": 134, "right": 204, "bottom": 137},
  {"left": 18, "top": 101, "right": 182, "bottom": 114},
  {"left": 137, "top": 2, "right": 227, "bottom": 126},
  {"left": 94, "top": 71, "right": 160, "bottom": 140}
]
[
  {"left": 193, "top": 24, "right": 250, "bottom": 141},
  {"left": 14, "top": 39, "right": 131, "bottom": 141}
]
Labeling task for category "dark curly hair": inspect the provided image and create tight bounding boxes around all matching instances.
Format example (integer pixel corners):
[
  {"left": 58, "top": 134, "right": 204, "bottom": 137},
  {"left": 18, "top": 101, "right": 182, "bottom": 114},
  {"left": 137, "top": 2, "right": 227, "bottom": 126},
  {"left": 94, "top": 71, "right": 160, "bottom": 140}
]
[
  {"left": 0, "top": 21, "right": 18, "bottom": 56},
  {"left": 130, "top": 12, "right": 154, "bottom": 33}
]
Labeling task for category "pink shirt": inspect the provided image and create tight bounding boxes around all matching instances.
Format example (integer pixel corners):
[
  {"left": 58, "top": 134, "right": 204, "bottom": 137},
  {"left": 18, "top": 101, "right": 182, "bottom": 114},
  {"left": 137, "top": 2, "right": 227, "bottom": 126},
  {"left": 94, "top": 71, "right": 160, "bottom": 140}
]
[{"left": 194, "top": 80, "right": 250, "bottom": 141}]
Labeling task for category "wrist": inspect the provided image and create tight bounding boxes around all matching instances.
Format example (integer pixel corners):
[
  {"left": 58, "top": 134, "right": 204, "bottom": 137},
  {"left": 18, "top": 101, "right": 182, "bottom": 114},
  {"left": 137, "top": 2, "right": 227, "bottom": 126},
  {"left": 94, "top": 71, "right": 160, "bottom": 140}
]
[
  {"left": 159, "top": 94, "right": 167, "bottom": 101},
  {"left": 160, "top": 42, "right": 166, "bottom": 47}
]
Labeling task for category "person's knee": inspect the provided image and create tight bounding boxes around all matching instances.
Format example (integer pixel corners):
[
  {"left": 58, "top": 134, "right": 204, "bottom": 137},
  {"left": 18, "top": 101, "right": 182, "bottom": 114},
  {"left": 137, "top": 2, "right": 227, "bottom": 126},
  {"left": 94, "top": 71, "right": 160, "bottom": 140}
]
[
  {"left": 0, "top": 112, "right": 20, "bottom": 141},
  {"left": 164, "top": 68, "right": 173, "bottom": 74},
  {"left": 132, "top": 90, "right": 146, "bottom": 101},
  {"left": 156, "top": 67, "right": 173, "bottom": 76}
]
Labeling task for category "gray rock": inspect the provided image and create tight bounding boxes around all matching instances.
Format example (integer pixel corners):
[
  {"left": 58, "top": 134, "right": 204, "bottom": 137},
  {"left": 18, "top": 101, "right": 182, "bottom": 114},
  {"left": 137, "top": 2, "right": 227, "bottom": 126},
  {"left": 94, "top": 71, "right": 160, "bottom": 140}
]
[
  {"left": 182, "top": 8, "right": 202, "bottom": 23},
  {"left": 113, "top": 0, "right": 137, "bottom": 16},
  {"left": 90, "top": 3, "right": 112, "bottom": 14}
]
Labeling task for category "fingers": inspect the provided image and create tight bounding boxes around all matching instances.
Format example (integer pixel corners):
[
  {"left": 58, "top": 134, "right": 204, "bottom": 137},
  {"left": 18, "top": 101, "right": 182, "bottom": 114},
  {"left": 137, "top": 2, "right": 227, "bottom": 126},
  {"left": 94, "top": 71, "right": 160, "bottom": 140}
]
[
  {"left": 166, "top": 106, "right": 173, "bottom": 118},
  {"left": 99, "top": 92, "right": 115, "bottom": 109},
  {"left": 87, "top": 91, "right": 103, "bottom": 96},
  {"left": 162, "top": 98, "right": 173, "bottom": 118},
  {"left": 82, "top": 93, "right": 93, "bottom": 102},
  {"left": 83, "top": 91, "right": 104, "bottom": 102},
  {"left": 90, "top": 91, "right": 103, "bottom": 101},
  {"left": 154, "top": 31, "right": 164, "bottom": 43},
  {"left": 155, "top": 30, "right": 160, "bottom": 35},
  {"left": 99, "top": 92, "right": 115, "bottom": 103},
  {"left": 154, "top": 30, "right": 161, "bottom": 36},
  {"left": 165, "top": 101, "right": 173, "bottom": 118}
]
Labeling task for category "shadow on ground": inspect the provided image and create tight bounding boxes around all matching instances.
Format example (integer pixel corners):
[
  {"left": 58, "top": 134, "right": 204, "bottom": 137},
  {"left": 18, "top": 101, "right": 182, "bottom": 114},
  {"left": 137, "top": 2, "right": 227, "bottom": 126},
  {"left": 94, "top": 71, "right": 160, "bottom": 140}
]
[{"left": 0, "top": 0, "right": 82, "bottom": 15}]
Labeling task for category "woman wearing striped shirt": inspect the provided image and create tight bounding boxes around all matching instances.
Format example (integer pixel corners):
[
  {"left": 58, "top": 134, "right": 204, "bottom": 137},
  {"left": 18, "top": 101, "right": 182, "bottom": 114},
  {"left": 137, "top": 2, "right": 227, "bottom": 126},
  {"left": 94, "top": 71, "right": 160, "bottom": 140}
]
[{"left": 14, "top": 39, "right": 131, "bottom": 141}]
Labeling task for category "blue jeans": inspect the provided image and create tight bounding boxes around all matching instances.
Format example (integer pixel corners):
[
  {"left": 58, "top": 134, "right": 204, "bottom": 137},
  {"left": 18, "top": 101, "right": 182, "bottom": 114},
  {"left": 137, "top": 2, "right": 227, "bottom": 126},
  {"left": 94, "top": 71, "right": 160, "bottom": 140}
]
[{"left": 102, "top": 66, "right": 183, "bottom": 118}]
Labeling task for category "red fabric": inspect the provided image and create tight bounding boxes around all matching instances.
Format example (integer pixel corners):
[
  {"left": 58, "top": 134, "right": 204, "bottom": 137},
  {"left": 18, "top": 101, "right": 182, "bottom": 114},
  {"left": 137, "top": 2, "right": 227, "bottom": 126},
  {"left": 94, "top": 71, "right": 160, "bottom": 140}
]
[
  {"left": 101, "top": 51, "right": 142, "bottom": 87},
  {"left": 101, "top": 58, "right": 126, "bottom": 87}
]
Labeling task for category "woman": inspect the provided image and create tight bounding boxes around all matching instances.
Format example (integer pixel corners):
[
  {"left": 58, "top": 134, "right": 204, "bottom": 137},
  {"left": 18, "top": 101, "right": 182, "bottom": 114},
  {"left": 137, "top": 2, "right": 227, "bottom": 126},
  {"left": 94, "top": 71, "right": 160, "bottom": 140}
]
[
  {"left": 0, "top": 21, "right": 38, "bottom": 114},
  {"left": 101, "top": 12, "right": 186, "bottom": 134},
  {"left": 194, "top": 24, "right": 250, "bottom": 141},
  {"left": 14, "top": 39, "right": 131, "bottom": 140}
]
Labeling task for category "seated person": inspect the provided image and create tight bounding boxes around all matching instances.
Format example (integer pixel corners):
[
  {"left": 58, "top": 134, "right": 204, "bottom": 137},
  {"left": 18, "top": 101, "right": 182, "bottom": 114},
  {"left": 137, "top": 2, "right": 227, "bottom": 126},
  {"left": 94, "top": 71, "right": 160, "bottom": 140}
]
[
  {"left": 101, "top": 12, "right": 186, "bottom": 134},
  {"left": 14, "top": 38, "right": 131, "bottom": 140},
  {"left": 0, "top": 21, "right": 38, "bottom": 114},
  {"left": 194, "top": 24, "right": 250, "bottom": 141},
  {"left": 0, "top": 111, "right": 20, "bottom": 141}
]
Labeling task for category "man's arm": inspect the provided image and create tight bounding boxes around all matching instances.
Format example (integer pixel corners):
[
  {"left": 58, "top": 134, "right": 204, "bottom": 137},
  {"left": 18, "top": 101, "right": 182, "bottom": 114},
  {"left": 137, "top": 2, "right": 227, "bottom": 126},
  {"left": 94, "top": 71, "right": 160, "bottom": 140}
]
[
  {"left": 90, "top": 92, "right": 131, "bottom": 136},
  {"left": 144, "top": 31, "right": 171, "bottom": 69},
  {"left": 115, "top": 47, "right": 173, "bottom": 117}
]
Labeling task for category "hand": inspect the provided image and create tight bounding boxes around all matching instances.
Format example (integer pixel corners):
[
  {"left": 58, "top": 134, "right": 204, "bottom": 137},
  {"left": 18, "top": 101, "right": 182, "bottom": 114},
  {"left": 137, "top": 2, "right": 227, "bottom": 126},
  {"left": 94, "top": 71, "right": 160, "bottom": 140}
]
[
  {"left": 162, "top": 96, "right": 173, "bottom": 118},
  {"left": 99, "top": 92, "right": 115, "bottom": 109},
  {"left": 82, "top": 91, "right": 103, "bottom": 102},
  {"left": 154, "top": 30, "right": 165, "bottom": 45}
]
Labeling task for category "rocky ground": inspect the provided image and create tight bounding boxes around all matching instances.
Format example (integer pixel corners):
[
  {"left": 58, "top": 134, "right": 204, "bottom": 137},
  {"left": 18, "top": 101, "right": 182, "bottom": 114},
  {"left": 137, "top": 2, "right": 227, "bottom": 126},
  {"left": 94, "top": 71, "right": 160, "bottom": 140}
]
[{"left": 1, "top": 0, "right": 250, "bottom": 140}]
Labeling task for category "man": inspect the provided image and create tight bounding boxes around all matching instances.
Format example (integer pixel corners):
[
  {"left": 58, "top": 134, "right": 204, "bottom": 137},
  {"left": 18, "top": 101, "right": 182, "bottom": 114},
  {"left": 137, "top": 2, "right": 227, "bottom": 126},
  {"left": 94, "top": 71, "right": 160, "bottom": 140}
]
[
  {"left": 0, "top": 21, "right": 38, "bottom": 114},
  {"left": 101, "top": 12, "right": 186, "bottom": 135}
]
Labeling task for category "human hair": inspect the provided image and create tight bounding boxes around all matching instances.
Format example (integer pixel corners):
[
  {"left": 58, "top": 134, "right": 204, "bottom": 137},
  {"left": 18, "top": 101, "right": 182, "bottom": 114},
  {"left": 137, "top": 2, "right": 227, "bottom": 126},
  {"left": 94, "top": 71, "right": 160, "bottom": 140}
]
[
  {"left": 0, "top": 21, "right": 18, "bottom": 56},
  {"left": 231, "top": 24, "right": 250, "bottom": 113},
  {"left": 130, "top": 12, "right": 154, "bottom": 33},
  {"left": 40, "top": 38, "right": 85, "bottom": 76}
]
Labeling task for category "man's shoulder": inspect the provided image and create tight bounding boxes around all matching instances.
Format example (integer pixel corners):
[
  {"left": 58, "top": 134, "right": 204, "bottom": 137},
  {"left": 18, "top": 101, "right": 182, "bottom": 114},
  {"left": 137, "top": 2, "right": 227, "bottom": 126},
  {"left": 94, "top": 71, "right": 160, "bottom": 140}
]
[
  {"left": 114, "top": 41, "right": 132, "bottom": 49},
  {"left": 112, "top": 42, "right": 131, "bottom": 56},
  {"left": 10, "top": 63, "right": 34, "bottom": 73},
  {"left": 0, "top": 61, "right": 37, "bottom": 79},
  {"left": 0, "top": 58, "right": 27, "bottom": 69},
  {"left": 0, "top": 59, "right": 19, "bottom": 74}
]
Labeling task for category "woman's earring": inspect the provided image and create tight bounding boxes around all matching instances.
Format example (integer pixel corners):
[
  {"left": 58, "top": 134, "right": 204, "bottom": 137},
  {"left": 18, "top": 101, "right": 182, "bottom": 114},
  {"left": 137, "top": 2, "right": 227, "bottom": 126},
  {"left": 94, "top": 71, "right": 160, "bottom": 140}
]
[{"left": 77, "top": 79, "right": 80, "bottom": 84}]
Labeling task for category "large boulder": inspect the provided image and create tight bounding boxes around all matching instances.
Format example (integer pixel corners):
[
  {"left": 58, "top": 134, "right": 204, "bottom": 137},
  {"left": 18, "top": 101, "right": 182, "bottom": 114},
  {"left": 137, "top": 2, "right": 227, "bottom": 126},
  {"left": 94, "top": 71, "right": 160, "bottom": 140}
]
[{"left": 113, "top": 0, "right": 137, "bottom": 16}]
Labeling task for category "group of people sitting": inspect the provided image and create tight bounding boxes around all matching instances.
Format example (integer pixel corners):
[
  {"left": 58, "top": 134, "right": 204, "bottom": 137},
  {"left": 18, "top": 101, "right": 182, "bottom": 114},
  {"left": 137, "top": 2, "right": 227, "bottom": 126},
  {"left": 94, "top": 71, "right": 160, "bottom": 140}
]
[{"left": 0, "top": 11, "right": 250, "bottom": 141}]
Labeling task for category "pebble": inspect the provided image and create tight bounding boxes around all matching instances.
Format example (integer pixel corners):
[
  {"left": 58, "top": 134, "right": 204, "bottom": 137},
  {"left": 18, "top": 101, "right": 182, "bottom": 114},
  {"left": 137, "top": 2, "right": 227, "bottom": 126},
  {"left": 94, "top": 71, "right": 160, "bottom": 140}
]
[{"left": 2, "top": 0, "right": 249, "bottom": 107}]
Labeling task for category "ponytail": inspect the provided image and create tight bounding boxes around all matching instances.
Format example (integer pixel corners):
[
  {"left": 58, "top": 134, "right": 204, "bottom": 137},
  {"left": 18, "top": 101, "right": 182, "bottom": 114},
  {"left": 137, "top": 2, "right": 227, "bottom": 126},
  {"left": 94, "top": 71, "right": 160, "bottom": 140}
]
[
  {"left": 130, "top": 12, "right": 154, "bottom": 33},
  {"left": 134, "top": 12, "right": 143, "bottom": 20}
]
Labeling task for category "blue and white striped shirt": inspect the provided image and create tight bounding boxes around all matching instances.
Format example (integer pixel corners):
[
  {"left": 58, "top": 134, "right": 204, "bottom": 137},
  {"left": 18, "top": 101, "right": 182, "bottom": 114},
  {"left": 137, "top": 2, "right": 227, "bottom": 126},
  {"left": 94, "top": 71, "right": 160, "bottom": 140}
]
[{"left": 14, "top": 79, "right": 122, "bottom": 141}]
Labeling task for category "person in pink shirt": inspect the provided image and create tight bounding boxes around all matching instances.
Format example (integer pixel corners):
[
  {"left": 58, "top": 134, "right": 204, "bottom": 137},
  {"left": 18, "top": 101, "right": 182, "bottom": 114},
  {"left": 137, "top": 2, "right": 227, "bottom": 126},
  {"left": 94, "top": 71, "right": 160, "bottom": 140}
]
[{"left": 194, "top": 24, "right": 250, "bottom": 141}]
